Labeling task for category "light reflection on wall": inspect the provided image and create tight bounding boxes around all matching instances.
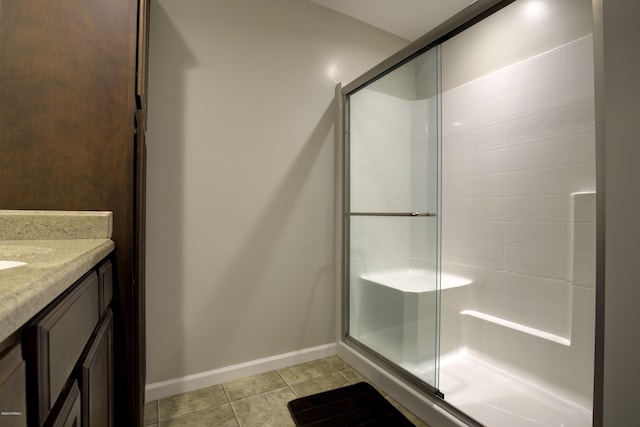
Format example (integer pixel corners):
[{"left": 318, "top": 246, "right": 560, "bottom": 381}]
[{"left": 523, "top": 0, "right": 547, "bottom": 21}]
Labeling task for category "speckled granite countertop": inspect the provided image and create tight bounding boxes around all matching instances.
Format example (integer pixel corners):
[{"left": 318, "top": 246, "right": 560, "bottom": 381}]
[{"left": 0, "top": 210, "right": 114, "bottom": 343}]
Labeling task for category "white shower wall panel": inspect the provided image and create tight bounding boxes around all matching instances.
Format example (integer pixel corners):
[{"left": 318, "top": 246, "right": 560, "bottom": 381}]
[
  {"left": 505, "top": 195, "right": 568, "bottom": 223},
  {"left": 440, "top": 35, "right": 596, "bottom": 403},
  {"left": 441, "top": 35, "right": 595, "bottom": 333}
]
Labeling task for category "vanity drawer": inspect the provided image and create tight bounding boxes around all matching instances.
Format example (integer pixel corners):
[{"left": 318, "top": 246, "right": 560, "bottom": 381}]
[{"left": 24, "top": 271, "right": 100, "bottom": 427}]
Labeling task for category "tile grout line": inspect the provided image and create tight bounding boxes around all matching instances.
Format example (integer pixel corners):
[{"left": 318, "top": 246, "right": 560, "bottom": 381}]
[
  {"left": 221, "top": 383, "right": 242, "bottom": 427},
  {"left": 156, "top": 384, "right": 236, "bottom": 424},
  {"left": 275, "top": 367, "right": 299, "bottom": 397},
  {"left": 145, "top": 400, "right": 159, "bottom": 426},
  {"left": 280, "top": 358, "right": 338, "bottom": 388},
  {"left": 229, "top": 385, "right": 295, "bottom": 403}
]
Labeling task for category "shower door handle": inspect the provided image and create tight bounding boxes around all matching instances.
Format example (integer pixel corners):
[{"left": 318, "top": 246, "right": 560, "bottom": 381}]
[{"left": 348, "top": 212, "right": 436, "bottom": 217}]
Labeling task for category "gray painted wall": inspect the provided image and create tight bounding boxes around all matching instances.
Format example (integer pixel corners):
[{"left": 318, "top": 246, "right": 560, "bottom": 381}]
[{"left": 145, "top": 0, "right": 407, "bottom": 384}]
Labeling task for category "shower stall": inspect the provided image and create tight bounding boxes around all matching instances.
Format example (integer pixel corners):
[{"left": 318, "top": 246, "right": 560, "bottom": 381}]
[{"left": 338, "top": 0, "right": 597, "bottom": 426}]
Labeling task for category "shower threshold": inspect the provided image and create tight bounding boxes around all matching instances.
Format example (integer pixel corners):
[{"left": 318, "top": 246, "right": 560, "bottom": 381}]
[{"left": 426, "top": 350, "right": 592, "bottom": 427}]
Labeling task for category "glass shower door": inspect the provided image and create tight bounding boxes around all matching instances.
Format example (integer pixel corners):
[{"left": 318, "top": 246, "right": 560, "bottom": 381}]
[{"left": 345, "top": 47, "right": 440, "bottom": 388}]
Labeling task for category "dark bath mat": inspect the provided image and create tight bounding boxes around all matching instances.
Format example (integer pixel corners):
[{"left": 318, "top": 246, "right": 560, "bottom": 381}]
[{"left": 287, "top": 382, "right": 415, "bottom": 426}]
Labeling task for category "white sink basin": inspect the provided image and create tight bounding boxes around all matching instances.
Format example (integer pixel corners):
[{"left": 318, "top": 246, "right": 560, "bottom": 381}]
[
  {"left": 0, "top": 260, "right": 28, "bottom": 271},
  {"left": 0, "top": 246, "right": 54, "bottom": 271}
]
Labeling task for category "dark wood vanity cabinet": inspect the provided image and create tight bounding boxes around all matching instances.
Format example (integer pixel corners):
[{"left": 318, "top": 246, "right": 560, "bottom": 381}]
[
  {"left": 0, "top": 343, "right": 27, "bottom": 427},
  {"left": 79, "top": 311, "right": 113, "bottom": 427},
  {"left": 45, "top": 382, "right": 81, "bottom": 427},
  {"left": 24, "top": 258, "right": 114, "bottom": 427},
  {"left": 0, "top": 0, "right": 148, "bottom": 423}
]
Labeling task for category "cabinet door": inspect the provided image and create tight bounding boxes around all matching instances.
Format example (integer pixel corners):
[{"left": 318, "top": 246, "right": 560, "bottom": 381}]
[
  {"left": 0, "top": 344, "right": 27, "bottom": 427},
  {"left": 44, "top": 381, "right": 81, "bottom": 427},
  {"left": 24, "top": 272, "right": 100, "bottom": 427},
  {"left": 79, "top": 310, "right": 113, "bottom": 427}
]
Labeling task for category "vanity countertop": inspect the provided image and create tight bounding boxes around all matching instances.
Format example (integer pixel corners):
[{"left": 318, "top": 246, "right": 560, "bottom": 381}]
[{"left": 0, "top": 210, "right": 115, "bottom": 343}]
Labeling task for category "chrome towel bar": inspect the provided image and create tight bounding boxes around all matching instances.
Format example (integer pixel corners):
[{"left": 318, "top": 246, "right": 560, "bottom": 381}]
[{"left": 348, "top": 212, "right": 436, "bottom": 217}]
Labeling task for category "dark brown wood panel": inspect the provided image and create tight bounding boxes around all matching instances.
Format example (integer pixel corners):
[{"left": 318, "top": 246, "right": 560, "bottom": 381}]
[
  {"left": 137, "top": 0, "right": 150, "bottom": 120},
  {"left": 134, "top": 108, "right": 147, "bottom": 425},
  {"left": 44, "top": 381, "right": 81, "bottom": 427},
  {"left": 80, "top": 310, "right": 113, "bottom": 427},
  {"left": 0, "top": 0, "right": 136, "bottom": 209},
  {"left": 98, "top": 260, "right": 114, "bottom": 314}
]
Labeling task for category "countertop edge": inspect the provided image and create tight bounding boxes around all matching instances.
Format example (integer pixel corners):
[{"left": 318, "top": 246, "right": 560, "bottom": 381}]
[{"left": 0, "top": 240, "right": 115, "bottom": 344}]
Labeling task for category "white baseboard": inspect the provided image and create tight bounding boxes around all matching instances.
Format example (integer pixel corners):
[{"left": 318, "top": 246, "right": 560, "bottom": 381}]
[{"left": 145, "top": 343, "right": 337, "bottom": 402}]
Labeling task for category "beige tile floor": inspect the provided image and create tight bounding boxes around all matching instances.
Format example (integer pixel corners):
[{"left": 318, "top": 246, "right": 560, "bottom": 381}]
[{"left": 144, "top": 356, "right": 431, "bottom": 426}]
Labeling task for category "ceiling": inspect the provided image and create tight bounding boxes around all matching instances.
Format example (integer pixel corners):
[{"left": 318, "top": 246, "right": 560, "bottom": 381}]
[{"left": 309, "top": 0, "right": 476, "bottom": 41}]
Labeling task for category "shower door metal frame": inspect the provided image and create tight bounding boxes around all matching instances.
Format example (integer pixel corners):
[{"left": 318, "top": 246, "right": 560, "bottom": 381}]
[{"left": 340, "top": 0, "right": 516, "bottom": 97}]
